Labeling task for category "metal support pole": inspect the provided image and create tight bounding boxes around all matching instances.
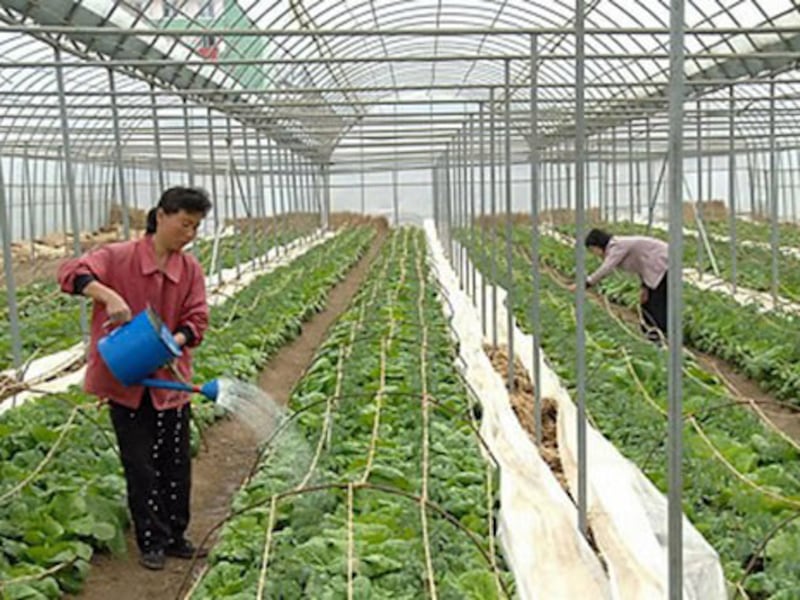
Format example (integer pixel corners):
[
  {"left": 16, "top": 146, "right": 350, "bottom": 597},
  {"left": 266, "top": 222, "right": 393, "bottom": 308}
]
[
  {"left": 646, "top": 117, "right": 653, "bottom": 221},
  {"left": 612, "top": 127, "right": 619, "bottom": 222},
  {"left": 728, "top": 86, "right": 738, "bottom": 292},
  {"left": 667, "top": 1, "right": 686, "bottom": 596},
  {"left": 504, "top": 60, "right": 515, "bottom": 390},
  {"left": 393, "top": 106, "right": 400, "bottom": 227},
  {"left": 289, "top": 150, "right": 301, "bottom": 239},
  {"left": 206, "top": 108, "right": 222, "bottom": 285},
  {"left": 324, "top": 160, "right": 332, "bottom": 231},
  {"left": 241, "top": 124, "right": 256, "bottom": 261},
  {"left": 0, "top": 162, "right": 23, "bottom": 380},
  {"left": 769, "top": 80, "right": 779, "bottom": 305},
  {"left": 696, "top": 99, "right": 705, "bottom": 274},
  {"left": 574, "top": 1, "right": 588, "bottom": 537},
  {"left": 255, "top": 133, "right": 268, "bottom": 261},
  {"left": 469, "top": 114, "right": 477, "bottom": 303},
  {"left": 490, "top": 88, "right": 498, "bottom": 348},
  {"left": 628, "top": 121, "right": 635, "bottom": 220},
  {"left": 266, "top": 137, "right": 279, "bottom": 252},
  {"left": 360, "top": 128, "right": 366, "bottom": 214},
  {"left": 54, "top": 48, "right": 89, "bottom": 344},
  {"left": 530, "top": 33, "right": 543, "bottom": 444},
  {"left": 182, "top": 99, "right": 196, "bottom": 188},
  {"left": 224, "top": 119, "right": 241, "bottom": 277},
  {"left": 150, "top": 83, "right": 165, "bottom": 191},
  {"left": 479, "top": 102, "right": 487, "bottom": 337},
  {"left": 23, "top": 150, "right": 35, "bottom": 258},
  {"left": 108, "top": 69, "right": 131, "bottom": 240}
]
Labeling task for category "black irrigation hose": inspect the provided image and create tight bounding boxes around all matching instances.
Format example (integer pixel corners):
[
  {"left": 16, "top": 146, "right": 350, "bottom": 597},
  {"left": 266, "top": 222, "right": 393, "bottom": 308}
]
[{"left": 175, "top": 480, "right": 512, "bottom": 600}]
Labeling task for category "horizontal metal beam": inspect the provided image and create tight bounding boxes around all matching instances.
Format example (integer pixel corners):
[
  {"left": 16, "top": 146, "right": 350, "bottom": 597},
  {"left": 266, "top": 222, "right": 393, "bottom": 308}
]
[
  {"left": 2, "top": 25, "right": 800, "bottom": 37},
  {"left": 4, "top": 51, "right": 800, "bottom": 69}
]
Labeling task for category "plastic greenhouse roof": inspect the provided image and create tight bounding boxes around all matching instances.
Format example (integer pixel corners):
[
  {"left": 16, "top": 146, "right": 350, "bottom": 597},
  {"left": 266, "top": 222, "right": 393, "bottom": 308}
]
[{"left": 0, "top": 0, "right": 800, "bottom": 170}]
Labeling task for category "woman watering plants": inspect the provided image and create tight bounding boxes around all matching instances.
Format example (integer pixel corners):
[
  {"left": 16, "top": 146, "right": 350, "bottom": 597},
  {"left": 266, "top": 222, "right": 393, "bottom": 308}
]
[
  {"left": 58, "top": 187, "right": 212, "bottom": 570},
  {"left": 570, "top": 228, "right": 669, "bottom": 343}
]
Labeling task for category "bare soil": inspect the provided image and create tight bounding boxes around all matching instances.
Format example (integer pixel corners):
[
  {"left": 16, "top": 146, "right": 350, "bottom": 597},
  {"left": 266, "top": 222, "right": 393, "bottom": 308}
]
[
  {"left": 483, "top": 344, "right": 566, "bottom": 488},
  {"left": 483, "top": 343, "right": 604, "bottom": 564},
  {"left": 72, "top": 227, "right": 386, "bottom": 600}
]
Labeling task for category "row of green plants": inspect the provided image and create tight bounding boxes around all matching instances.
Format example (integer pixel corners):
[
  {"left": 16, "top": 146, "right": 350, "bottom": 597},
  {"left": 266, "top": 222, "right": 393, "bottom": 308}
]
[
  {"left": 501, "top": 226, "right": 800, "bottom": 406},
  {"left": 460, "top": 230, "right": 800, "bottom": 599},
  {"left": 0, "top": 227, "right": 374, "bottom": 599},
  {"left": 193, "top": 227, "right": 513, "bottom": 599},
  {"left": 0, "top": 229, "right": 308, "bottom": 374},
  {"left": 704, "top": 219, "right": 800, "bottom": 249}
]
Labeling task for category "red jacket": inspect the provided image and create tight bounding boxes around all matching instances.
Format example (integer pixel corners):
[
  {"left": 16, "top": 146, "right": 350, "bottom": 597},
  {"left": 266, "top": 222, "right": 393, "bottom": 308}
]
[{"left": 58, "top": 235, "right": 208, "bottom": 410}]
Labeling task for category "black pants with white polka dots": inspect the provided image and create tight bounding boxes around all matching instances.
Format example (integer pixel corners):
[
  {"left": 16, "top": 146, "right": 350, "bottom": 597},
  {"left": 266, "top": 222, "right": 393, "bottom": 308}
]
[{"left": 109, "top": 391, "right": 192, "bottom": 554}]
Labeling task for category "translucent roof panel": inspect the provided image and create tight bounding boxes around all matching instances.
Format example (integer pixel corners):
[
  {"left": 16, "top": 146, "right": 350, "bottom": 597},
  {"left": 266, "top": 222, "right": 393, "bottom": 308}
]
[{"left": 0, "top": 0, "right": 800, "bottom": 169}]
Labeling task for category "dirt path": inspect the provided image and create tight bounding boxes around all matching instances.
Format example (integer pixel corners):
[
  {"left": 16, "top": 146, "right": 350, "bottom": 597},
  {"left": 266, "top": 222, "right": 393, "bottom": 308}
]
[{"left": 72, "top": 228, "right": 386, "bottom": 600}]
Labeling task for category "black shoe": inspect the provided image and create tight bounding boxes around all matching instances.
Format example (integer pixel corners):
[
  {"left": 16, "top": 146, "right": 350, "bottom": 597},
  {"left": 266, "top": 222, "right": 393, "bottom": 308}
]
[
  {"left": 165, "top": 538, "right": 208, "bottom": 559},
  {"left": 139, "top": 549, "right": 166, "bottom": 570}
]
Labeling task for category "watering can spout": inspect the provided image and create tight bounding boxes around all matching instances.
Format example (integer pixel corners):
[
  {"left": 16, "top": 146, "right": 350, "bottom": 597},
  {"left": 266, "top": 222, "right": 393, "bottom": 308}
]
[{"left": 139, "top": 377, "right": 220, "bottom": 402}]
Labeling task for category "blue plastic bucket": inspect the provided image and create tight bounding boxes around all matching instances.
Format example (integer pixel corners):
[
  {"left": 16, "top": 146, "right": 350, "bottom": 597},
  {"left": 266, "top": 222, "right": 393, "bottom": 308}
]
[{"left": 98, "top": 307, "right": 182, "bottom": 386}]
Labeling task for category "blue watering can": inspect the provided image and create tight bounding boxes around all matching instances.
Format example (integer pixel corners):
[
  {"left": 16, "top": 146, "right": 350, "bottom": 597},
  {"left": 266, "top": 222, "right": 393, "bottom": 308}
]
[{"left": 97, "top": 307, "right": 219, "bottom": 401}]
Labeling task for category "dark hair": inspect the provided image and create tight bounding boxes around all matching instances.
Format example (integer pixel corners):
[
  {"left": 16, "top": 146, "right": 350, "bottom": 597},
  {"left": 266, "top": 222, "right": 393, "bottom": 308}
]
[
  {"left": 585, "top": 228, "right": 612, "bottom": 250},
  {"left": 146, "top": 187, "right": 212, "bottom": 234}
]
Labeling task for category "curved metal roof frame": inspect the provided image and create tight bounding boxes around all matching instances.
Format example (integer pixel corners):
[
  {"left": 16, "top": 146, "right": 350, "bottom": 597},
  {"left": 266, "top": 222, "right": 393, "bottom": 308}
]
[{"left": 0, "top": 0, "right": 800, "bottom": 173}]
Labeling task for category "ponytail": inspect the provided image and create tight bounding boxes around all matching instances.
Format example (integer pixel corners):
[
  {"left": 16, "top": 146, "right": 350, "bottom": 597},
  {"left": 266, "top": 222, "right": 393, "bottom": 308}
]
[{"left": 145, "top": 208, "right": 158, "bottom": 234}]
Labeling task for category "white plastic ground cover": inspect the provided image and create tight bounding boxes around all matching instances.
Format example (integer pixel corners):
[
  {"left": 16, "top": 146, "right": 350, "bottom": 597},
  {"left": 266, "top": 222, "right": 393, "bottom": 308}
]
[
  {"left": 444, "top": 232, "right": 726, "bottom": 599},
  {"left": 682, "top": 268, "right": 800, "bottom": 316},
  {"left": 0, "top": 230, "right": 331, "bottom": 415},
  {"left": 546, "top": 227, "right": 800, "bottom": 316},
  {"left": 424, "top": 221, "right": 611, "bottom": 600}
]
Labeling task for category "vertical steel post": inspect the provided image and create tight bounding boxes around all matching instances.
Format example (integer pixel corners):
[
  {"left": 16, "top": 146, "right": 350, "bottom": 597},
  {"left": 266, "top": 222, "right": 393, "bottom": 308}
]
[
  {"left": 696, "top": 99, "right": 705, "bottom": 274},
  {"left": 108, "top": 69, "right": 131, "bottom": 240},
  {"left": 150, "top": 83, "right": 165, "bottom": 191},
  {"left": 504, "top": 60, "right": 515, "bottom": 389},
  {"left": 667, "top": 1, "right": 686, "bottom": 596},
  {"left": 479, "top": 102, "right": 487, "bottom": 337},
  {"left": 769, "top": 80, "right": 779, "bottom": 305},
  {"left": 0, "top": 162, "right": 22, "bottom": 381},
  {"left": 54, "top": 48, "right": 88, "bottom": 343},
  {"left": 628, "top": 121, "right": 634, "bottom": 220},
  {"left": 469, "top": 114, "right": 477, "bottom": 303},
  {"left": 206, "top": 108, "right": 222, "bottom": 285},
  {"left": 490, "top": 88, "right": 498, "bottom": 347},
  {"left": 574, "top": 2, "right": 588, "bottom": 536},
  {"left": 182, "top": 98, "right": 195, "bottom": 188},
  {"left": 530, "top": 33, "right": 543, "bottom": 444},
  {"left": 360, "top": 127, "right": 366, "bottom": 214},
  {"left": 728, "top": 85, "right": 738, "bottom": 292}
]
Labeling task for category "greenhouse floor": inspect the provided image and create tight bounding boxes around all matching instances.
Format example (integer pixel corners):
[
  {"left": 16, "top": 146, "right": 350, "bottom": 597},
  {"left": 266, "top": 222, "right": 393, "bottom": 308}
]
[
  {"left": 69, "top": 229, "right": 387, "bottom": 600},
  {"left": 583, "top": 279, "right": 800, "bottom": 444}
]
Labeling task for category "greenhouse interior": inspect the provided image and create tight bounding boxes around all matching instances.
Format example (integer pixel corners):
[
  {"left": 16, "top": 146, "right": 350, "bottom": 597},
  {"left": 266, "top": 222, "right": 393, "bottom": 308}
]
[{"left": 3, "top": 0, "right": 800, "bottom": 599}]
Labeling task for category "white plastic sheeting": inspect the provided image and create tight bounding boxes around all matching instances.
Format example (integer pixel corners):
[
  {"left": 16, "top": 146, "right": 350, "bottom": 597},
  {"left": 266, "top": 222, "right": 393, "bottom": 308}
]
[
  {"left": 0, "top": 230, "right": 331, "bottom": 414},
  {"left": 682, "top": 268, "right": 800, "bottom": 316},
  {"left": 424, "top": 220, "right": 611, "bottom": 600},
  {"left": 434, "top": 223, "right": 726, "bottom": 599}
]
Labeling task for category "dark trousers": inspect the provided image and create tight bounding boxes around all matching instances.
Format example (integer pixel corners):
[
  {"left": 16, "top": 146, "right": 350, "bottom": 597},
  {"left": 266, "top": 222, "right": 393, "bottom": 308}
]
[
  {"left": 109, "top": 391, "right": 192, "bottom": 554},
  {"left": 641, "top": 273, "right": 668, "bottom": 341}
]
